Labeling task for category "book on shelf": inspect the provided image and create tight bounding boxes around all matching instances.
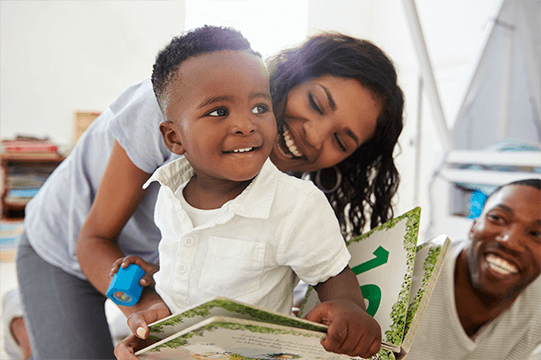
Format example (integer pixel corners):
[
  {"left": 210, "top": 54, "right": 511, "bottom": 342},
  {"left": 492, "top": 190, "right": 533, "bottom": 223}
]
[
  {"left": 2, "top": 140, "right": 58, "bottom": 153},
  {"left": 134, "top": 207, "right": 451, "bottom": 360}
]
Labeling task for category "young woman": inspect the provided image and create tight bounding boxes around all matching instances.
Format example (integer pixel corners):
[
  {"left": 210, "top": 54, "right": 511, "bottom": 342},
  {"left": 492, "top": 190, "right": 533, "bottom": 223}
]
[{"left": 13, "top": 31, "right": 403, "bottom": 360}]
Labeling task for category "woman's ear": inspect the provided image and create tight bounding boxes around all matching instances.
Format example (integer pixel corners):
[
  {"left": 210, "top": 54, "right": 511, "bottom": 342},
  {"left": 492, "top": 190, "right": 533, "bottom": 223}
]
[{"left": 159, "top": 121, "right": 185, "bottom": 155}]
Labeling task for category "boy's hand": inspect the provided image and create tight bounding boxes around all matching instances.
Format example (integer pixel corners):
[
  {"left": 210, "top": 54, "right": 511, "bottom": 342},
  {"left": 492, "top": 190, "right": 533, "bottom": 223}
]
[
  {"left": 114, "top": 334, "right": 157, "bottom": 360},
  {"left": 110, "top": 255, "right": 159, "bottom": 287},
  {"left": 127, "top": 301, "right": 171, "bottom": 339},
  {"left": 305, "top": 299, "right": 381, "bottom": 358}
]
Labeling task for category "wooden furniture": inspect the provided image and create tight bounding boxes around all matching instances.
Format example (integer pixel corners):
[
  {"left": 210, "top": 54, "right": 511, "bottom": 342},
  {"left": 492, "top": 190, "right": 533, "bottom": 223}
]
[
  {"left": 74, "top": 111, "right": 100, "bottom": 143},
  {"left": 0, "top": 152, "right": 65, "bottom": 218}
]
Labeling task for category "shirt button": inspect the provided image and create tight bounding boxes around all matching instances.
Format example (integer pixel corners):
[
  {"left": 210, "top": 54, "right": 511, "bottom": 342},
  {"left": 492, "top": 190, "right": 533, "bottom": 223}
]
[
  {"left": 178, "top": 263, "right": 188, "bottom": 273},
  {"left": 184, "top": 237, "right": 195, "bottom": 247}
]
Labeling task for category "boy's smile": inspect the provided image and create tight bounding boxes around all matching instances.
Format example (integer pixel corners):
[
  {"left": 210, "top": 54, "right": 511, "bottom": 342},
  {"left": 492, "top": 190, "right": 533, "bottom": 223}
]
[{"left": 160, "top": 50, "right": 276, "bottom": 196}]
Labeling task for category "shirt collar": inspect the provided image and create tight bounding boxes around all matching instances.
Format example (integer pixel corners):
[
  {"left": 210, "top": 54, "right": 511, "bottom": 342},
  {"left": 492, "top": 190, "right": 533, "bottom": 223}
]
[
  {"left": 143, "top": 157, "right": 279, "bottom": 220},
  {"left": 143, "top": 156, "right": 194, "bottom": 191}
]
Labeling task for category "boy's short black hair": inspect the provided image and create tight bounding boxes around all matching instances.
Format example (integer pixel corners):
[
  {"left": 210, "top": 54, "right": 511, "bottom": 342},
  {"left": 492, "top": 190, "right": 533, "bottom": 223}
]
[{"left": 152, "top": 25, "right": 260, "bottom": 116}]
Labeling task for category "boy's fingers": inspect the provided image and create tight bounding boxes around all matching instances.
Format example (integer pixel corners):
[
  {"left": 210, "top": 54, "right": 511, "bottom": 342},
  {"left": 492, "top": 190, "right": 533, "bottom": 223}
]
[
  {"left": 320, "top": 321, "right": 349, "bottom": 354},
  {"left": 127, "top": 313, "right": 149, "bottom": 339},
  {"left": 127, "top": 309, "right": 164, "bottom": 339},
  {"left": 109, "top": 259, "right": 124, "bottom": 277},
  {"left": 303, "top": 302, "right": 332, "bottom": 325},
  {"left": 114, "top": 334, "right": 155, "bottom": 360},
  {"left": 121, "top": 255, "right": 140, "bottom": 268},
  {"left": 140, "top": 274, "right": 156, "bottom": 287}
]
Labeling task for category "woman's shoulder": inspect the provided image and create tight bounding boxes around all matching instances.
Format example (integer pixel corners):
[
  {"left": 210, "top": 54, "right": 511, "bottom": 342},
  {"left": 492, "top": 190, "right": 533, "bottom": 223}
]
[{"left": 108, "top": 79, "right": 161, "bottom": 117}]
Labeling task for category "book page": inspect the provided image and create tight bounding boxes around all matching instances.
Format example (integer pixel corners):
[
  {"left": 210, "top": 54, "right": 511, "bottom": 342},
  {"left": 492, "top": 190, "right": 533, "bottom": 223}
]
[
  {"left": 138, "top": 316, "right": 359, "bottom": 360},
  {"left": 401, "top": 235, "right": 451, "bottom": 353}
]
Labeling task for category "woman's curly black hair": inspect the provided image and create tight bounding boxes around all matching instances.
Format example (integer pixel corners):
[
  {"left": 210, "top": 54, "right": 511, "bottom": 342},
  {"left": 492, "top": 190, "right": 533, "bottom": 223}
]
[
  {"left": 267, "top": 33, "right": 404, "bottom": 239},
  {"left": 151, "top": 25, "right": 259, "bottom": 115}
]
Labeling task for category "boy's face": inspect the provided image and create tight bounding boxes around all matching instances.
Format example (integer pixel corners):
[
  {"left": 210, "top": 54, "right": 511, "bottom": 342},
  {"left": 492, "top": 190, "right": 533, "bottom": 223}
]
[
  {"left": 465, "top": 184, "right": 541, "bottom": 300},
  {"left": 161, "top": 50, "right": 276, "bottom": 183}
]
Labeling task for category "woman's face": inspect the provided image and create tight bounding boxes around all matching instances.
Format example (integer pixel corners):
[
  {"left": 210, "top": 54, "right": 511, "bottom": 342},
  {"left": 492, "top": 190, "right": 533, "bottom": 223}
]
[{"left": 270, "top": 75, "right": 382, "bottom": 173}]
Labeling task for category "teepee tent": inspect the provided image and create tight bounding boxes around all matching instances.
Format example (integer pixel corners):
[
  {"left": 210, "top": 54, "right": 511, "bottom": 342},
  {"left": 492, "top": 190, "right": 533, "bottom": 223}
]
[
  {"left": 452, "top": 0, "right": 540, "bottom": 150},
  {"left": 405, "top": 0, "right": 541, "bottom": 241}
]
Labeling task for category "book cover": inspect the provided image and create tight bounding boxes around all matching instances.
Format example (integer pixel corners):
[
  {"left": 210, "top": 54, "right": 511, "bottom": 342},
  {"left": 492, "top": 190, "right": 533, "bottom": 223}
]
[{"left": 299, "top": 207, "right": 421, "bottom": 359}]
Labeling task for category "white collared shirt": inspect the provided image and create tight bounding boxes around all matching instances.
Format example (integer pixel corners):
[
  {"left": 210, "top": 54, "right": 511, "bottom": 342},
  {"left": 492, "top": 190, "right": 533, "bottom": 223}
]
[{"left": 144, "top": 157, "right": 350, "bottom": 315}]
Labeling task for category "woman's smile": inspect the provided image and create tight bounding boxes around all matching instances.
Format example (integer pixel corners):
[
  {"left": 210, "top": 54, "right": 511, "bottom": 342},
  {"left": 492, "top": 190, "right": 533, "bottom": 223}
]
[{"left": 276, "top": 125, "right": 304, "bottom": 159}]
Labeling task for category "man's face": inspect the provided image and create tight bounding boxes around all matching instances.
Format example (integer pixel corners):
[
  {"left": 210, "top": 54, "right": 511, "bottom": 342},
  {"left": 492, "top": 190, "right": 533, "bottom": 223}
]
[{"left": 465, "top": 184, "right": 541, "bottom": 300}]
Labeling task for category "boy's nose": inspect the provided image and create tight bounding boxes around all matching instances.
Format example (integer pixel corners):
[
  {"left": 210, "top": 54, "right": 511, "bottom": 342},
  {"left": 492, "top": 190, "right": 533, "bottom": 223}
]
[{"left": 232, "top": 116, "right": 256, "bottom": 135}]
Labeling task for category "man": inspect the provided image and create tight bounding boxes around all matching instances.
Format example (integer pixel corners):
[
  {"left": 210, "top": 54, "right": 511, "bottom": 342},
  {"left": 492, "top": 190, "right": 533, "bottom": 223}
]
[{"left": 407, "top": 178, "right": 541, "bottom": 359}]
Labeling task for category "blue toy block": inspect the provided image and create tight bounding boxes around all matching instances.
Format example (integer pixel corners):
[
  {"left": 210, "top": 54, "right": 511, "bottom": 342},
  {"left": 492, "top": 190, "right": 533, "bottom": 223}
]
[{"left": 106, "top": 264, "right": 145, "bottom": 306}]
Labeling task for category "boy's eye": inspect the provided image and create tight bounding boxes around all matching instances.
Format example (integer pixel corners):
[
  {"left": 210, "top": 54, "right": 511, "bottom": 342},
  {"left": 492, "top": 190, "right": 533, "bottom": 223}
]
[
  {"left": 252, "top": 104, "right": 269, "bottom": 114},
  {"left": 208, "top": 108, "right": 228, "bottom": 117}
]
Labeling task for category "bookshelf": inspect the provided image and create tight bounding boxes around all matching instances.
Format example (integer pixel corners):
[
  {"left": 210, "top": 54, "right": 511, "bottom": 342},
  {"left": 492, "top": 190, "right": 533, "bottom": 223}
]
[{"left": 0, "top": 152, "right": 65, "bottom": 218}]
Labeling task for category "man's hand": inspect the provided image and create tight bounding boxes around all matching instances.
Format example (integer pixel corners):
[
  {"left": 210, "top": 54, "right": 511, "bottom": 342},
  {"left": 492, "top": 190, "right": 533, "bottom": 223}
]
[{"left": 305, "top": 299, "right": 381, "bottom": 358}]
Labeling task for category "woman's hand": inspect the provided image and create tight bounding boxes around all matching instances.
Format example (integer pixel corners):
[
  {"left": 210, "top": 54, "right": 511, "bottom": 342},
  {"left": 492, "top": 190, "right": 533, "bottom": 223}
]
[{"left": 110, "top": 255, "right": 159, "bottom": 288}]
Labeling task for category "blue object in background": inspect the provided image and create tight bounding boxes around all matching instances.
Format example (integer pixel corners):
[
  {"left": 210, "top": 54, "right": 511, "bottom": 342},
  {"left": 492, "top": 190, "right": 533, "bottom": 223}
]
[
  {"left": 106, "top": 264, "right": 145, "bottom": 306},
  {"left": 468, "top": 190, "right": 488, "bottom": 219}
]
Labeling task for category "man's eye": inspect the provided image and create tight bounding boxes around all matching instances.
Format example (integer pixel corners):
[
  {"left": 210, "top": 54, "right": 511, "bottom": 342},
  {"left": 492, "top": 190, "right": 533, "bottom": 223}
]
[
  {"left": 488, "top": 214, "right": 505, "bottom": 224},
  {"left": 208, "top": 108, "right": 228, "bottom": 117},
  {"left": 252, "top": 105, "right": 269, "bottom": 114}
]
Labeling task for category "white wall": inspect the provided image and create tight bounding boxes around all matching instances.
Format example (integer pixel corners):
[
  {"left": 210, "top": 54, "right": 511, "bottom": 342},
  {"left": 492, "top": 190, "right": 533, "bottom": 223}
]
[
  {"left": 1, "top": 1, "right": 186, "bottom": 146},
  {"left": 0, "top": 0, "right": 504, "bottom": 241}
]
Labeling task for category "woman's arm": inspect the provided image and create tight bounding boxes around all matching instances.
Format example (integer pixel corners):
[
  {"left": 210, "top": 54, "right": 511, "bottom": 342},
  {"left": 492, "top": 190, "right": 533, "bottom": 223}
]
[{"left": 76, "top": 140, "right": 154, "bottom": 317}]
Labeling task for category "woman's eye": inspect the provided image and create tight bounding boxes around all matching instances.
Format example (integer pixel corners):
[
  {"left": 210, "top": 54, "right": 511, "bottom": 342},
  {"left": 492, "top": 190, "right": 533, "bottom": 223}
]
[
  {"left": 334, "top": 133, "right": 347, "bottom": 152},
  {"left": 308, "top": 94, "right": 322, "bottom": 114},
  {"left": 208, "top": 108, "right": 228, "bottom": 117},
  {"left": 252, "top": 105, "right": 269, "bottom": 114}
]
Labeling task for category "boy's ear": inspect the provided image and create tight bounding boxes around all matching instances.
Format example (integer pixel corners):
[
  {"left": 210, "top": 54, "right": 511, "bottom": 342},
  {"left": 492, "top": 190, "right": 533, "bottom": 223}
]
[{"left": 159, "top": 121, "right": 185, "bottom": 155}]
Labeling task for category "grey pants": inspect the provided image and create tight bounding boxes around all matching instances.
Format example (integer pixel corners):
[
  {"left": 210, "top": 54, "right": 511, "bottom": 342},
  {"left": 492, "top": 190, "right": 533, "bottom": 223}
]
[{"left": 16, "top": 232, "right": 116, "bottom": 359}]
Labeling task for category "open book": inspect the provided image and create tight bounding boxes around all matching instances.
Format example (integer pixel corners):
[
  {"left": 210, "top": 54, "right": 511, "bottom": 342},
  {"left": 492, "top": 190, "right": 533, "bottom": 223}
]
[
  {"left": 136, "top": 297, "right": 400, "bottom": 359},
  {"left": 135, "top": 208, "right": 450, "bottom": 360},
  {"left": 299, "top": 208, "right": 451, "bottom": 359}
]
